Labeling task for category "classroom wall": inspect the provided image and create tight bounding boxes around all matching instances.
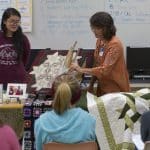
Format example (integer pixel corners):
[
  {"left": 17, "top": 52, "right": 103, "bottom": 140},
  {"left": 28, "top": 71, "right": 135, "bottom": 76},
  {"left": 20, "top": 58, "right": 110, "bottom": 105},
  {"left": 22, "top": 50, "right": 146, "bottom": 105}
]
[
  {"left": 27, "top": 0, "right": 103, "bottom": 49},
  {"left": 26, "top": 0, "right": 150, "bottom": 51}
]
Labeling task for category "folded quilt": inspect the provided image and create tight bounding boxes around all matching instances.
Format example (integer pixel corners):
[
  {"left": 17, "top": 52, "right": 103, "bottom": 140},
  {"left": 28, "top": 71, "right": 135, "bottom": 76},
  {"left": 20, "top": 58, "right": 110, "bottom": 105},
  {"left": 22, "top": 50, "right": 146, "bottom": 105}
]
[{"left": 87, "top": 88, "right": 150, "bottom": 150}]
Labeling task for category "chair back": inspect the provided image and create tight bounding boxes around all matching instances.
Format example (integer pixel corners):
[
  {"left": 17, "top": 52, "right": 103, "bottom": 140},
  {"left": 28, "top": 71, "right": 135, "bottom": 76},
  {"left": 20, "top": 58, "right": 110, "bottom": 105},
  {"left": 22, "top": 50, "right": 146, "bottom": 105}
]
[
  {"left": 43, "top": 141, "right": 98, "bottom": 150},
  {"left": 144, "top": 141, "right": 150, "bottom": 150}
]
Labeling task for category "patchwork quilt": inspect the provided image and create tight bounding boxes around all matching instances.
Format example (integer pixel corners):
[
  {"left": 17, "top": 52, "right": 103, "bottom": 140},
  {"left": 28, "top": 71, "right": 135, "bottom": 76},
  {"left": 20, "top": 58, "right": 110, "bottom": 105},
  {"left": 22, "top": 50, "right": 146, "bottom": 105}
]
[{"left": 87, "top": 89, "right": 150, "bottom": 150}]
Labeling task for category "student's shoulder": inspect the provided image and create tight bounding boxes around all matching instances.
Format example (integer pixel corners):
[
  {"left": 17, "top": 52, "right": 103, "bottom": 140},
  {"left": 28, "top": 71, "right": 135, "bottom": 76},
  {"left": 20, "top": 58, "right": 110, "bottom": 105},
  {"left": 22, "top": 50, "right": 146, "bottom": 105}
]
[
  {"left": 38, "top": 111, "right": 53, "bottom": 120},
  {"left": 142, "top": 111, "right": 150, "bottom": 118},
  {"left": 35, "top": 111, "right": 53, "bottom": 127},
  {"left": 3, "top": 124, "right": 12, "bottom": 129},
  {"left": 76, "top": 108, "right": 95, "bottom": 120},
  {"left": 2, "top": 125, "right": 15, "bottom": 134}
]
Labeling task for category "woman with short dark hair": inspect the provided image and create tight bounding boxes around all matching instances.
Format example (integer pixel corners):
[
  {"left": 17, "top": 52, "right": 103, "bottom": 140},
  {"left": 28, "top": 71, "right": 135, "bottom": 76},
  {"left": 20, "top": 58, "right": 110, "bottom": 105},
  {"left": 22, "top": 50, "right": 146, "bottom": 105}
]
[{"left": 71, "top": 11, "right": 130, "bottom": 96}]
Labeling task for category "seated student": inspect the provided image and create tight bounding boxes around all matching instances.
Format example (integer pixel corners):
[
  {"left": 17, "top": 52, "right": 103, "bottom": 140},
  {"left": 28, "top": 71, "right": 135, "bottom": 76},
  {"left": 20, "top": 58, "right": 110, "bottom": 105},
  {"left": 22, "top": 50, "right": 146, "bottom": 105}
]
[
  {"left": 34, "top": 74, "right": 96, "bottom": 150},
  {"left": 0, "top": 119, "right": 21, "bottom": 150},
  {"left": 140, "top": 111, "right": 150, "bottom": 142}
]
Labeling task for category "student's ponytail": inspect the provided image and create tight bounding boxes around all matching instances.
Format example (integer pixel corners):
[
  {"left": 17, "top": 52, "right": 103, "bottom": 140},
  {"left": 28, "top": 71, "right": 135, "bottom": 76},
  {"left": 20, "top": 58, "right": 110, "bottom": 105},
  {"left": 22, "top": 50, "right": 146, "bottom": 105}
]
[{"left": 53, "top": 82, "right": 72, "bottom": 115}]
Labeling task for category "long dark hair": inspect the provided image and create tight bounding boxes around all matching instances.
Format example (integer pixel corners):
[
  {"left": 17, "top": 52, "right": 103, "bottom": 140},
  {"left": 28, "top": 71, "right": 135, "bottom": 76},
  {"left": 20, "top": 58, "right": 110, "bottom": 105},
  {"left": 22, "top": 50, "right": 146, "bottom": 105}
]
[
  {"left": 1, "top": 7, "right": 24, "bottom": 61},
  {"left": 90, "top": 11, "right": 116, "bottom": 41}
]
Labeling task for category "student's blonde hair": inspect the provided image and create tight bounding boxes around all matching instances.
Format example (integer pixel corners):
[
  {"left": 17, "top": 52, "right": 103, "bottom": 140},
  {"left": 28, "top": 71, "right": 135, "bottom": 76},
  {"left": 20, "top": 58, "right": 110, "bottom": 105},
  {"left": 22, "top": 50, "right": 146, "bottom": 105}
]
[{"left": 52, "top": 74, "right": 81, "bottom": 115}]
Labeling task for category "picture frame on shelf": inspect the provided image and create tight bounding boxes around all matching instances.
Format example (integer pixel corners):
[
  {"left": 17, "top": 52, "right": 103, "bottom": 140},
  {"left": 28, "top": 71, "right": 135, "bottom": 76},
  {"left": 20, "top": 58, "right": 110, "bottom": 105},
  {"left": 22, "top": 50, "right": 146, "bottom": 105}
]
[{"left": 6, "top": 83, "right": 27, "bottom": 99}]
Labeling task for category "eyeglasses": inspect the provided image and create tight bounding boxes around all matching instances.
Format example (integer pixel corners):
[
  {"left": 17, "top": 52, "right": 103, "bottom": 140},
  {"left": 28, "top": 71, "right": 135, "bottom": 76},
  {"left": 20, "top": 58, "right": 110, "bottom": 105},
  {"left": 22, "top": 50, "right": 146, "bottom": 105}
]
[
  {"left": 7, "top": 19, "right": 21, "bottom": 25},
  {"left": 91, "top": 26, "right": 102, "bottom": 32}
]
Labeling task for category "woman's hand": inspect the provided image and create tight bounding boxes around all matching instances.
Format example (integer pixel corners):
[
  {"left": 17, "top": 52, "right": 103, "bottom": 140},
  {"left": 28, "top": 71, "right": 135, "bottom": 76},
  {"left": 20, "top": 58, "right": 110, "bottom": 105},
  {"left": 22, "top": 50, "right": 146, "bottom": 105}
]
[
  {"left": 87, "top": 85, "right": 94, "bottom": 94},
  {"left": 70, "top": 63, "right": 82, "bottom": 73}
]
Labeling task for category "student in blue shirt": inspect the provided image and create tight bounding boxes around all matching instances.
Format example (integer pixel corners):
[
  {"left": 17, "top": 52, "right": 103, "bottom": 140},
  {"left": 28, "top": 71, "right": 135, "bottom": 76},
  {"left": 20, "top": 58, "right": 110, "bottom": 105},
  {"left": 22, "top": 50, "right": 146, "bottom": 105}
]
[{"left": 34, "top": 73, "right": 96, "bottom": 150}]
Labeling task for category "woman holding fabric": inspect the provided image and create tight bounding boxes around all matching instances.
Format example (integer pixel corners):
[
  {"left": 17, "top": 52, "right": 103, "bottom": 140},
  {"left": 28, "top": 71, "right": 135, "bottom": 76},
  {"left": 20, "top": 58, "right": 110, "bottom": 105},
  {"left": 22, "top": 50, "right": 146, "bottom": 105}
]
[{"left": 70, "top": 11, "right": 130, "bottom": 96}]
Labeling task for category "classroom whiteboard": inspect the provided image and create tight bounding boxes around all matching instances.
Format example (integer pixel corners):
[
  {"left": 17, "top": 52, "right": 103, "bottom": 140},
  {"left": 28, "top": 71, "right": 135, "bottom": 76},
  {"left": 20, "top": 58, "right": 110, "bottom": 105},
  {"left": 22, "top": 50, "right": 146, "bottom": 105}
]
[
  {"left": 26, "top": 0, "right": 150, "bottom": 49},
  {"left": 105, "top": 0, "right": 150, "bottom": 24},
  {"left": 27, "top": 0, "right": 102, "bottom": 49}
]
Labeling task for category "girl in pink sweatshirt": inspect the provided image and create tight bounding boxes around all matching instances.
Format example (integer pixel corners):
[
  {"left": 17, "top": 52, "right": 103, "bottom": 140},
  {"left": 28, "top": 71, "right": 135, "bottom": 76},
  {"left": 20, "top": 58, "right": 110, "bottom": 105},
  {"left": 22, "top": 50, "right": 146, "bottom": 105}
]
[{"left": 0, "top": 119, "right": 21, "bottom": 150}]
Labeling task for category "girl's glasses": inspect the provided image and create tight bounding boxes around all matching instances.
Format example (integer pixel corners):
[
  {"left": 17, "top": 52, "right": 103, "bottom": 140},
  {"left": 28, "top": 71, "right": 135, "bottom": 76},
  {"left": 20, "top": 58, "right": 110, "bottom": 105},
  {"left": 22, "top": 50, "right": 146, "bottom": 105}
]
[{"left": 7, "top": 19, "right": 21, "bottom": 25}]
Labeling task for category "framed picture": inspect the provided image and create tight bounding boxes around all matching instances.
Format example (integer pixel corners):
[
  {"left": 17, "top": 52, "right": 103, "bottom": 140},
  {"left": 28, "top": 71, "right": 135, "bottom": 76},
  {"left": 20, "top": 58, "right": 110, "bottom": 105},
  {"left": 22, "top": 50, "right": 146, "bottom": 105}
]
[
  {"left": 6, "top": 83, "right": 27, "bottom": 99},
  {"left": 0, "top": 84, "right": 3, "bottom": 103}
]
